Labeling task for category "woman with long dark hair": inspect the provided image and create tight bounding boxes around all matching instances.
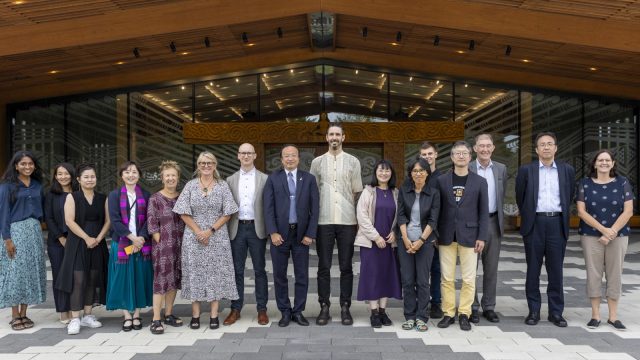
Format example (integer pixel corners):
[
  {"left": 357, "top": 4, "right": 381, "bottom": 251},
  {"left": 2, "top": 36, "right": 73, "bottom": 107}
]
[
  {"left": 45, "top": 162, "right": 78, "bottom": 324},
  {"left": 0, "top": 151, "right": 47, "bottom": 331},
  {"left": 57, "top": 163, "right": 111, "bottom": 335},
  {"left": 106, "top": 161, "right": 153, "bottom": 331},
  {"left": 576, "top": 150, "right": 633, "bottom": 331}
]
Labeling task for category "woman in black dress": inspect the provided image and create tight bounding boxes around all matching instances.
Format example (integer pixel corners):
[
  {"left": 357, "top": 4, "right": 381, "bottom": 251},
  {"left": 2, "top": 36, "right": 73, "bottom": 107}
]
[
  {"left": 57, "top": 164, "right": 111, "bottom": 335},
  {"left": 45, "top": 162, "right": 77, "bottom": 324}
]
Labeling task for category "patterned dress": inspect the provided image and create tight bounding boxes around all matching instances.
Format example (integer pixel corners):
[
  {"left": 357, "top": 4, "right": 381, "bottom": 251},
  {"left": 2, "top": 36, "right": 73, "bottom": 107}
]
[
  {"left": 173, "top": 179, "right": 239, "bottom": 302},
  {"left": 147, "top": 192, "right": 184, "bottom": 294}
]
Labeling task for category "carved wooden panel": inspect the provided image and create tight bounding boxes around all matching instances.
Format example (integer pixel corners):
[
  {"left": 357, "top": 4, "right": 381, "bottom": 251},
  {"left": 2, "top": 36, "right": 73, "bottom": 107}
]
[
  {"left": 183, "top": 121, "right": 463, "bottom": 144},
  {"left": 383, "top": 142, "right": 407, "bottom": 184}
]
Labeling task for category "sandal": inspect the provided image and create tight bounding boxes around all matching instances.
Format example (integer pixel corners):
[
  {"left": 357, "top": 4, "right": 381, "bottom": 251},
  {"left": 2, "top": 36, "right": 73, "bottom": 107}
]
[
  {"left": 21, "top": 317, "right": 34, "bottom": 329},
  {"left": 9, "top": 318, "right": 25, "bottom": 331},
  {"left": 150, "top": 320, "right": 164, "bottom": 335},
  {"left": 415, "top": 319, "right": 429, "bottom": 332},
  {"left": 132, "top": 317, "right": 143, "bottom": 330},
  {"left": 190, "top": 316, "right": 200, "bottom": 330},
  {"left": 401, "top": 319, "right": 416, "bottom": 330},
  {"left": 210, "top": 316, "right": 219, "bottom": 329},
  {"left": 164, "top": 314, "right": 183, "bottom": 327},
  {"left": 122, "top": 318, "right": 133, "bottom": 332}
]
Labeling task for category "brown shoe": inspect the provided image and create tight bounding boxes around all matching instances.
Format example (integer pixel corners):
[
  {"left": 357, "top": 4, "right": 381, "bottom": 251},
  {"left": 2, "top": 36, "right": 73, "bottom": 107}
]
[
  {"left": 223, "top": 309, "right": 241, "bottom": 326},
  {"left": 257, "top": 310, "right": 269, "bottom": 325}
]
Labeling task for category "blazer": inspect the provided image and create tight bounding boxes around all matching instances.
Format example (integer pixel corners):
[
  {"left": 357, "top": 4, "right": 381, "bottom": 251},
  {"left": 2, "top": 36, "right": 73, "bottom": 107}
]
[
  {"left": 469, "top": 160, "right": 508, "bottom": 235},
  {"left": 436, "top": 170, "right": 489, "bottom": 247},
  {"left": 397, "top": 180, "right": 440, "bottom": 243},
  {"left": 107, "top": 187, "right": 151, "bottom": 240},
  {"left": 44, "top": 191, "right": 68, "bottom": 246},
  {"left": 515, "top": 160, "right": 575, "bottom": 239},
  {"left": 226, "top": 169, "right": 268, "bottom": 240},
  {"left": 263, "top": 168, "right": 320, "bottom": 242},
  {"left": 355, "top": 185, "right": 399, "bottom": 248}
]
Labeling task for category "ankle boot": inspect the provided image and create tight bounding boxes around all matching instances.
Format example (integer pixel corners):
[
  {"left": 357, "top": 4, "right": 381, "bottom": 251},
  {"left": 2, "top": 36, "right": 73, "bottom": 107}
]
[
  {"left": 316, "top": 303, "right": 330, "bottom": 326},
  {"left": 341, "top": 303, "right": 353, "bottom": 325},
  {"left": 370, "top": 309, "right": 382, "bottom": 328},
  {"left": 378, "top": 308, "right": 392, "bottom": 326}
]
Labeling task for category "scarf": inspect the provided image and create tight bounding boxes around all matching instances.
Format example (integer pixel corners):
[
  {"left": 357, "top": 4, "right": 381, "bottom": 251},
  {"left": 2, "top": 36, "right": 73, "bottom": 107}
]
[{"left": 117, "top": 184, "right": 150, "bottom": 263}]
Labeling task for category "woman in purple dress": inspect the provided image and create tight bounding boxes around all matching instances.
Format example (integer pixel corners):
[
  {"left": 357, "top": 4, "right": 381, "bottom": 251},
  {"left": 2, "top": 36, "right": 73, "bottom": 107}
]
[
  {"left": 147, "top": 161, "right": 185, "bottom": 334},
  {"left": 355, "top": 159, "right": 402, "bottom": 328}
]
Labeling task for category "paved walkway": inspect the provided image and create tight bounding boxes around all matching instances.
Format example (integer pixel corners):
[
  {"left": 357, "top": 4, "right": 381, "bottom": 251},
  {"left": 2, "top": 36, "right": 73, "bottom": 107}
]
[{"left": 1, "top": 231, "right": 639, "bottom": 360}]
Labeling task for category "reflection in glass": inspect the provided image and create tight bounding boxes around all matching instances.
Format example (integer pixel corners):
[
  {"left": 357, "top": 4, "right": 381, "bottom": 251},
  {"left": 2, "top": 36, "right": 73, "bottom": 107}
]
[{"left": 390, "top": 75, "right": 452, "bottom": 121}]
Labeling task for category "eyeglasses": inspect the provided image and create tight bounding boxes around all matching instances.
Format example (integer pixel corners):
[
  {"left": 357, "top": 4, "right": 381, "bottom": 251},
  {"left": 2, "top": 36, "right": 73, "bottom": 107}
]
[
  {"left": 452, "top": 152, "right": 470, "bottom": 157},
  {"left": 411, "top": 169, "right": 426, "bottom": 174},
  {"left": 198, "top": 162, "right": 216, "bottom": 167},
  {"left": 238, "top": 152, "right": 255, "bottom": 156}
]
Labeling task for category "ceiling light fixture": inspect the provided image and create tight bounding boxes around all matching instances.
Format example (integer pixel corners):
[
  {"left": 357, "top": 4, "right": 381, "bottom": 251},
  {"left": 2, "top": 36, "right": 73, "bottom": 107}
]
[
  {"left": 433, "top": 35, "right": 440, "bottom": 46},
  {"left": 396, "top": 31, "right": 402, "bottom": 43},
  {"left": 361, "top": 27, "right": 368, "bottom": 38},
  {"left": 505, "top": 45, "right": 512, "bottom": 56},
  {"left": 133, "top": 47, "right": 140, "bottom": 58},
  {"left": 590, "top": 67, "right": 598, "bottom": 71},
  {"left": 204, "top": 37, "right": 211, "bottom": 48},
  {"left": 277, "top": 27, "right": 283, "bottom": 38},
  {"left": 468, "top": 40, "right": 475, "bottom": 51},
  {"left": 170, "top": 42, "right": 177, "bottom": 53},
  {"left": 522, "top": 59, "right": 531, "bottom": 63},
  {"left": 242, "top": 32, "right": 249, "bottom": 43}
]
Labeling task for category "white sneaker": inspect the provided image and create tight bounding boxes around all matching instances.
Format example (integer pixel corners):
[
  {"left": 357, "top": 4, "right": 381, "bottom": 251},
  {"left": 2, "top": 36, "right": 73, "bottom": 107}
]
[
  {"left": 67, "top": 318, "right": 81, "bottom": 335},
  {"left": 80, "top": 315, "right": 103, "bottom": 328}
]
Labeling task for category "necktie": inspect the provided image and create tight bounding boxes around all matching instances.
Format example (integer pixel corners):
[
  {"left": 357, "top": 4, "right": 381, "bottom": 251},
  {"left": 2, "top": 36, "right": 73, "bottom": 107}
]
[{"left": 288, "top": 172, "right": 297, "bottom": 224}]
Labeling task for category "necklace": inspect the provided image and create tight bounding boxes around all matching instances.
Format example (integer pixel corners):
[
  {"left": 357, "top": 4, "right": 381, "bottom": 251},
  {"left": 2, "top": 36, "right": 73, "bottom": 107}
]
[
  {"left": 199, "top": 177, "right": 215, "bottom": 196},
  {"left": 379, "top": 186, "right": 389, "bottom": 198}
]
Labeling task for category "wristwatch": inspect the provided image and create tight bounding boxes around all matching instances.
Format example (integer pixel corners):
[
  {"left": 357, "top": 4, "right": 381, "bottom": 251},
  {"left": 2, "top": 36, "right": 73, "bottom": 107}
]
[{"left": 419, "top": 237, "right": 427, "bottom": 243}]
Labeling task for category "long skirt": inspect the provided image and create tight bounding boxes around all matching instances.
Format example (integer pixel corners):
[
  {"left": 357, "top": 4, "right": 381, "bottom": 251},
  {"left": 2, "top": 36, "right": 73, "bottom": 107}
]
[
  {"left": 0, "top": 218, "right": 46, "bottom": 308},
  {"left": 105, "top": 241, "right": 153, "bottom": 312}
]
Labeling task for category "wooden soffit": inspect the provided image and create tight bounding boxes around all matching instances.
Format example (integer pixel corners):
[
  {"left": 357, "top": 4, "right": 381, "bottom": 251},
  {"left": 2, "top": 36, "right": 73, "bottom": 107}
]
[{"left": 183, "top": 120, "right": 464, "bottom": 144}]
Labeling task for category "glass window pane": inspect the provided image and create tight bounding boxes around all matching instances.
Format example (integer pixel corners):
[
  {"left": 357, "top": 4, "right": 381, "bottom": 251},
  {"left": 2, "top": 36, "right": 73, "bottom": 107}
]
[
  {"left": 390, "top": 75, "right": 453, "bottom": 121},
  {"left": 260, "top": 66, "right": 320, "bottom": 122},
  {"left": 197, "top": 75, "right": 258, "bottom": 122},
  {"left": 327, "top": 66, "right": 388, "bottom": 122}
]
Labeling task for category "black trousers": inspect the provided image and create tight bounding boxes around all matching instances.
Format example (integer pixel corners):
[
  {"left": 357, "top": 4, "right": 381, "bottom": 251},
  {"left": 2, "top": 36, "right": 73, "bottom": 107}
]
[
  {"left": 316, "top": 224, "right": 357, "bottom": 306},
  {"left": 271, "top": 230, "right": 309, "bottom": 315}
]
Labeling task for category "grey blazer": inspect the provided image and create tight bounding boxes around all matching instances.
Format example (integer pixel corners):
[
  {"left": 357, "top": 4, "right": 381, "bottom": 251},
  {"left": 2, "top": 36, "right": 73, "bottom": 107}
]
[
  {"left": 226, "top": 169, "right": 268, "bottom": 240},
  {"left": 469, "top": 160, "right": 507, "bottom": 235}
]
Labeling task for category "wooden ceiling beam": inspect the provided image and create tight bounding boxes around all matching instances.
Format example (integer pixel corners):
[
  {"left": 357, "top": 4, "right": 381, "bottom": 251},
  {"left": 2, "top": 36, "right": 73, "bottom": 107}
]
[
  {"left": 0, "top": 0, "right": 320, "bottom": 57},
  {"left": 322, "top": 0, "right": 640, "bottom": 53},
  {"left": 2, "top": 47, "right": 639, "bottom": 105}
]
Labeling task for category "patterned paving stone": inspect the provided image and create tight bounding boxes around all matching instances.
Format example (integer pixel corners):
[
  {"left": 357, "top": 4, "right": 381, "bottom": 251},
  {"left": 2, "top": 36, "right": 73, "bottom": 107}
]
[{"left": 1, "top": 231, "right": 639, "bottom": 359}]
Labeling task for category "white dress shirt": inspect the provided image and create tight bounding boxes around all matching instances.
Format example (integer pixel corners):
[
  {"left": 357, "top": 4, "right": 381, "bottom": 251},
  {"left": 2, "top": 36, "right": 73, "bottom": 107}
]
[
  {"left": 476, "top": 159, "right": 497, "bottom": 213},
  {"left": 238, "top": 167, "right": 256, "bottom": 220},
  {"left": 536, "top": 161, "right": 562, "bottom": 212}
]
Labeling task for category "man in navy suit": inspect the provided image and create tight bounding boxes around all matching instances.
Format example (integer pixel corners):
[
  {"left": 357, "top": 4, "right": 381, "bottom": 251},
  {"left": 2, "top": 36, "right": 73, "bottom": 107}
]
[
  {"left": 436, "top": 141, "right": 489, "bottom": 331},
  {"left": 263, "top": 145, "right": 320, "bottom": 327},
  {"left": 516, "top": 132, "right": 575, "bottom": 327}
]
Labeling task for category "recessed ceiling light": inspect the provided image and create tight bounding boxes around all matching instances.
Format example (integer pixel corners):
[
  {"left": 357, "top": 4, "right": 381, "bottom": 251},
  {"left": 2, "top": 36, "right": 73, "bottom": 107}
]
[
  {"left": 180, "top": 52, "right": 189, "bottom": 55},
  {"left": 590, "top": 67, "right": 598, "bottom": 71},
  {"left": 115, "top": 61, "right": 125, "bottom": 65},
  {"left": 245, "top": 43, "right": 256, "bottom": 47},
  {"left": 48, "top": 70, "right": 59, "bottom": 74},
  {"left": 390, "top": 42, "right": 400, "bottom": 46},
  {"left": 12, "top": 0, "right": 25, "bottom": 4},
  {"left": 180, "top": 85, "right": 186, "bottom": 90},
  {"left": 522, "top": 59, "right": 531, "bottom": 63},
  {"left": 457, "top": 50, "right": 465, "bottom": 54}
]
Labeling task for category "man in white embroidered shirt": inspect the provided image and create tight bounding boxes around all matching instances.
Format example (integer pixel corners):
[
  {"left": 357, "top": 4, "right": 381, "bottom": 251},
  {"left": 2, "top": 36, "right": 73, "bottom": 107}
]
[{"left": 310, "top": 123, "right": 363, "bottom": 326}]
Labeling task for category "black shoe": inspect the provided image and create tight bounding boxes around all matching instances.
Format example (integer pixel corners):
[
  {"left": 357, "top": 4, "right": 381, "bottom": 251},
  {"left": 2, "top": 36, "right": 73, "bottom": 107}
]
[
  {"left": 370, "top": 309, "right": 382, "bottom": 328},
  {"left": 470, "top": 310, "right": 480, "bottom": 324},
  {"left": 278, "top": 314, "right": 291, "bottom": 327},
  {"left": 548, "top": 314, "right": 567, "bottom": 327},
  {"left": 209, "top": 317, "right": 219, "bottom": 329},
  {"left": 437, "top": 316, "right": 455, "bottom": 328},
  {"left": 586, "top": 319, "right": 601, "bottom": 329},
  {"left": 459, "top": 314, "right": 471, "bottom": 331},
  {"left": 291, "top": 313, "right": 309, "bottom": 326},
  {"left": 189, "top": 316, "right": 201, "bottom": 330},
  {"left": 340, "top": 304, "right": 353, "bottom": 326},
  {"left": 378, "top": 308, "right": 392, "bottom": 326},
  {"left": 525, "top": 312, "right": 540, "bottom": 325},
  {"left": 482, "top": 310, "right": 500, "bottom": 323},
  {"left": 132, "top": 317, "right": 143, "bottom": 330},
  {"left": 430, "top": 304, "right": 444, "bottom": 319},
  {"left": 316, "top": 303, "right": 330, "bottom": 326},
  {"left": 607, "top": 319, "right": 626, "bottom": 331}
]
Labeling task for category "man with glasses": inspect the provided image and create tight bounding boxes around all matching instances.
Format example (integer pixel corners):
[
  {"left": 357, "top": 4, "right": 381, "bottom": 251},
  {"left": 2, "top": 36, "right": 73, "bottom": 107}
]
[
  {"left": 419, "top": 141, "right": 443, "bottom": 319},
  {"left": 469, "top": 134, "right": 507, "bottom": 324},
  {"left": 516, "top": 132, "right": 575, "bottom": 327},
  {"left": 224, "top": 143, "right": 270, "bottom": 326},
  {"left": 310, "top": 123, "right": 363, "bottom": 326},
  {"left": 435, "top": 141, "right": 489, "bottom": 331}
]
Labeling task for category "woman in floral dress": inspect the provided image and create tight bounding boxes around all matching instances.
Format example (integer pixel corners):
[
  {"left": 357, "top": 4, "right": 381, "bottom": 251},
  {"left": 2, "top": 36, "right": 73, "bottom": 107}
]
[{"left": 173, "top": 151, "right": 238, "bottom": 330}]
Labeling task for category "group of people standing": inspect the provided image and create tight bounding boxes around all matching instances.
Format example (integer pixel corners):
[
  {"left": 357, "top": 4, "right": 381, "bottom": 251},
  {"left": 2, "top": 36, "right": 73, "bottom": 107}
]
[{"left": 0, "top": 124, "right": 632, "bottom": 335}]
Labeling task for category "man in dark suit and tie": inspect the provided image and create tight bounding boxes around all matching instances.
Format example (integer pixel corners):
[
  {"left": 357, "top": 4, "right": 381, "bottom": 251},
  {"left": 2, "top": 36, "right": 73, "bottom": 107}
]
[
  {"left": 263, "top": 145, "right": 320, "bottom": 327},
  {"left": 436, "top": 141, "right": 489, "bottom": 331},
  {"left": 469, "top": 134, "right": 507, "bottom": 324},
  {"left": 516, "top": 132, "right": 575, "bottom": 327}
]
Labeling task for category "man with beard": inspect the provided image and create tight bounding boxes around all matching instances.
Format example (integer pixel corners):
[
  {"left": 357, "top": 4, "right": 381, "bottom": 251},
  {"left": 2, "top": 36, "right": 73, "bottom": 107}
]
[{"left": 310, "top": 123, "right": 363, "bottom": 326}]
